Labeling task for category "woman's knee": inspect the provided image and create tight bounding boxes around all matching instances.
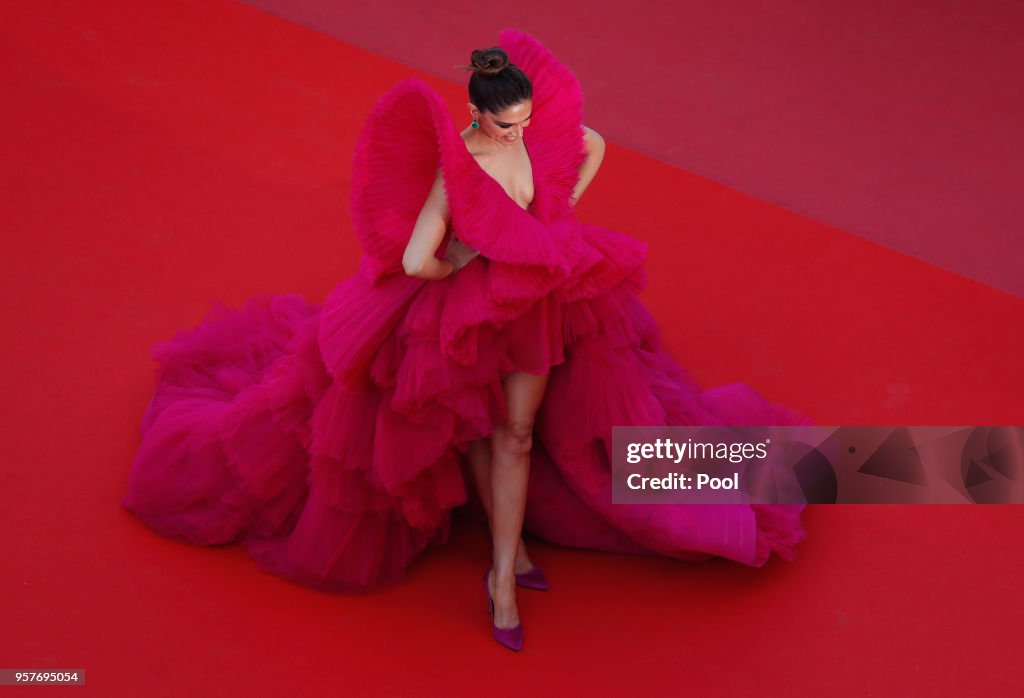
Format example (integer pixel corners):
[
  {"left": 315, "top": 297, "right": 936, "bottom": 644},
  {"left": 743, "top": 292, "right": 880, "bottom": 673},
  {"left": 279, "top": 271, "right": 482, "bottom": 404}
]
[{"left": 494, "top": 419, "right": 534, "bottom": 457}]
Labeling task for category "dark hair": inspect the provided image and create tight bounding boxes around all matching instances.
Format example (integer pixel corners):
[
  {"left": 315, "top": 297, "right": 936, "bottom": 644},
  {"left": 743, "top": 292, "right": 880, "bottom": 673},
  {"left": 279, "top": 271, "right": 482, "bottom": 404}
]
[{"left": 457, "top": 47, "right": 533, "bottom": 115}]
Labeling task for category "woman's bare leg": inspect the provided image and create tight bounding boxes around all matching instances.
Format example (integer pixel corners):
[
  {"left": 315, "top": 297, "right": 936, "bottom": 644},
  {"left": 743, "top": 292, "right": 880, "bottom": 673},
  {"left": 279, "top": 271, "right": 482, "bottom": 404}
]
[
  {"left": 487, "top": 370, "right": 549, "bottom": 629},
  {"left": 465, "top": 439, "right": 537, "bottom": 574}
]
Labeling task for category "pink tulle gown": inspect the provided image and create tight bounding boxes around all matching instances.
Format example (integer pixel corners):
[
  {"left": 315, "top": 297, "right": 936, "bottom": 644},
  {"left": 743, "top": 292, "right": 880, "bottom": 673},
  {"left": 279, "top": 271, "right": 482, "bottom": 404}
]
[{"left": 122, "top": 29, "right": 811, "bottom": 593}]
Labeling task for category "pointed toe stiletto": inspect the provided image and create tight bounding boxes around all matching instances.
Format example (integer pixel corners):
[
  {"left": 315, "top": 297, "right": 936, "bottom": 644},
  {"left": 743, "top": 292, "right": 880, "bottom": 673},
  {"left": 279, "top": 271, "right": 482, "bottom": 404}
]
[
  {"left": 483, "top": 570, "right": 524, "bottom": 651},
  {"left": 515, "top": 565, "right": 549, "bottom": 591}
]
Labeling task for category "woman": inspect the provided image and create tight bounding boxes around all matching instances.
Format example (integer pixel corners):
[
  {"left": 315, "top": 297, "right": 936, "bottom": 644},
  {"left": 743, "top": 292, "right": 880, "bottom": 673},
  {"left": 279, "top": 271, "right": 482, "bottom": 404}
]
[
  {"left": 400, "top": 44, "right": 613, "bottom": 648},
  {"left": 122, "top": 29, "right": 810, "bottom": 652}
]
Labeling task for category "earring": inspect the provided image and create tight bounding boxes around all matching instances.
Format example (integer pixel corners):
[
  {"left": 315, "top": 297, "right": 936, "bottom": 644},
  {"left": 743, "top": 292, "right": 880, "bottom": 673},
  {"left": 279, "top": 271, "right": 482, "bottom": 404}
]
[{"left": 472, "top": 117, "right": 479, "bottom": 129}]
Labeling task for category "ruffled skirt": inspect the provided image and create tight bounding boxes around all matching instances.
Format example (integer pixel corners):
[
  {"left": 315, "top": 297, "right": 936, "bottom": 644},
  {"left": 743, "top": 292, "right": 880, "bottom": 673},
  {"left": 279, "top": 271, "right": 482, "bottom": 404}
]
[{"left": 122, "top": 232, "right": 810, "bottom": 592}]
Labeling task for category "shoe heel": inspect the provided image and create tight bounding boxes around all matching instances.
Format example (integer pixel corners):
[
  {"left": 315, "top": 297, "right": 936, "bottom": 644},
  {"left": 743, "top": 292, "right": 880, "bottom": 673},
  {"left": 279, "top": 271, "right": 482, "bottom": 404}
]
[{"left": 482, "top": 570, "right": 494, "bottom": 615}]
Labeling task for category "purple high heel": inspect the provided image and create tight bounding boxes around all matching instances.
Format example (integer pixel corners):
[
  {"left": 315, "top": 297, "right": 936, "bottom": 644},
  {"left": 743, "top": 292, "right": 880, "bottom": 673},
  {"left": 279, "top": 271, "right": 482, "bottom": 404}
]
[
  {"left": 483, "top": 569, "right": 524, "bottom": 652},
  {"left": 515, "top": 565, "right": 550, "bottom": 591}
]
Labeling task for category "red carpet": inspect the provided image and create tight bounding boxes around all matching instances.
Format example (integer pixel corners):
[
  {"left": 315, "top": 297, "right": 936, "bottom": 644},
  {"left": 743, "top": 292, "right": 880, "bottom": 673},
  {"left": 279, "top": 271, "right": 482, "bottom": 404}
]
[{"left": 2, "top": 1, "right": 1022, "bottom": 695}]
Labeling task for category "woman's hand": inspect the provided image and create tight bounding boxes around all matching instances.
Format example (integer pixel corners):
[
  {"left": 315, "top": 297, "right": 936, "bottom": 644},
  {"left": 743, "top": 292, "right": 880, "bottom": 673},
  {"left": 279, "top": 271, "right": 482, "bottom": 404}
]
[{"left": 444, "top": 237, "right": 480, "bottom": 272}]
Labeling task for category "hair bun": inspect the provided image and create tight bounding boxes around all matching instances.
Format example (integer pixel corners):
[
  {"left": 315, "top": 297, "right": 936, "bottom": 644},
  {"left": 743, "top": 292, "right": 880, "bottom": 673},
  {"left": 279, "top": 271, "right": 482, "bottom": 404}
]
[{"left": 466, "top": 47, "right": 509, "bottom": 76}]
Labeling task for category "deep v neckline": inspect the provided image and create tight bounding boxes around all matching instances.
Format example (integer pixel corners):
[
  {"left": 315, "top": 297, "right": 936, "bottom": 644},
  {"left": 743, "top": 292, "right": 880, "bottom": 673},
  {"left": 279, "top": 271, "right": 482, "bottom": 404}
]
[{"left": 463, "top": 131, "right": 537, "bottom": 214}]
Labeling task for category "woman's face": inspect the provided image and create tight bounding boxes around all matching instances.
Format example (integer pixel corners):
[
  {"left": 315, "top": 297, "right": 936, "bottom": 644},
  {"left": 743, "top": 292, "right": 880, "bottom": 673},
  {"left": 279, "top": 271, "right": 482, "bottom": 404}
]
[{"left": 470, "top": 100, "right": 533, "bottom": 147}]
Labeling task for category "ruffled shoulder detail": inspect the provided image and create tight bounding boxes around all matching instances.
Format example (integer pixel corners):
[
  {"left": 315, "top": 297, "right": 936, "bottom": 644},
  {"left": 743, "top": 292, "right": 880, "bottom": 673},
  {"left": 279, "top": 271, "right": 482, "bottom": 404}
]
[
  {"left": 348, "top": 77, "right": 573, "bottom": 284},
  {"left": 348, "top": 78, "right": 441, "bottom": 285},
  {"left": 500, "top": 29, "right": 586, "bottom": 221}
]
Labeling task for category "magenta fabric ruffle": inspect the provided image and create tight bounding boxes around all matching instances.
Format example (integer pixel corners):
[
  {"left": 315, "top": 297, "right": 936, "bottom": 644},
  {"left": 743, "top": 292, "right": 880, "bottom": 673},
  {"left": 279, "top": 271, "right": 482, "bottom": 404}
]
[{"left": 122, "top": 29, "right": 811, "bottom": 593}]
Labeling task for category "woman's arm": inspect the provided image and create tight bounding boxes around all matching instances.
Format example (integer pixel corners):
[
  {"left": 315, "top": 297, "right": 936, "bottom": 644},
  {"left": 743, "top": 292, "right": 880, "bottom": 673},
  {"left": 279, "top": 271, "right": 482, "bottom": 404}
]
[
  {"left": 402, "top": 170, "right": 458, "bottom": 279},
  {"left": 570, "top": 125, "right": 606, "bottom": 206}
]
